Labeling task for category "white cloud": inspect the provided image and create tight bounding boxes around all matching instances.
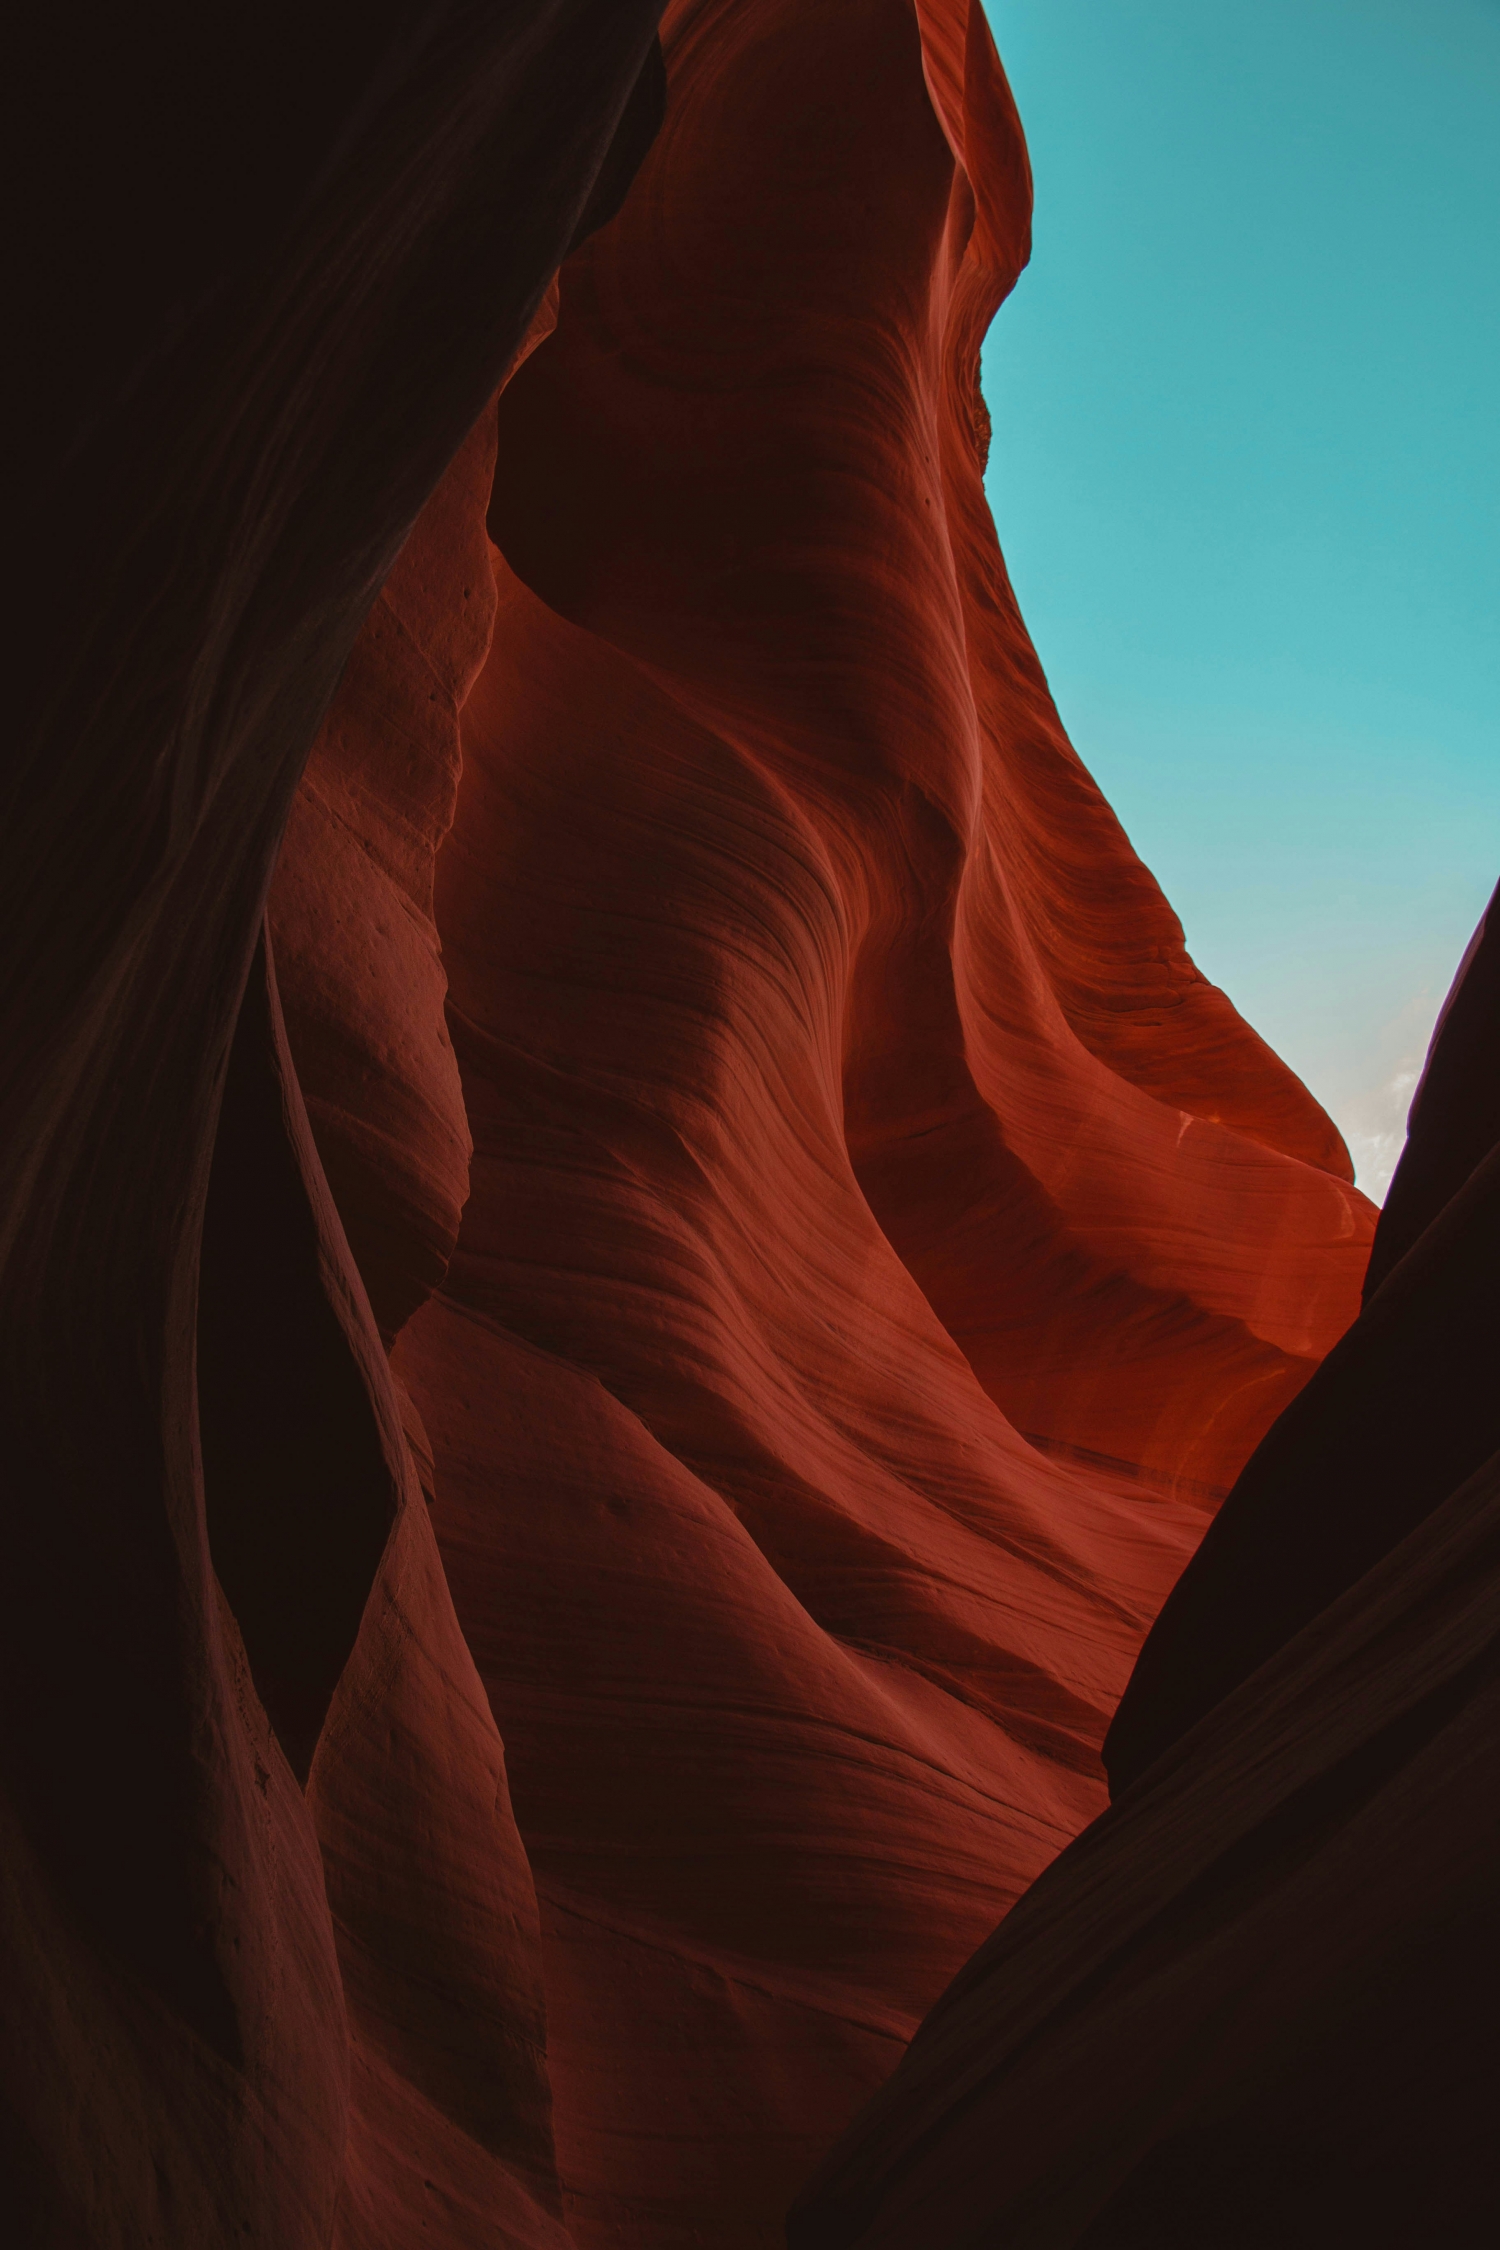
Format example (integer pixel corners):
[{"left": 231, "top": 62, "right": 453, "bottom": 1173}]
[{"left": 1334, "top": 988, "right": 1442, "bottom": 1203}]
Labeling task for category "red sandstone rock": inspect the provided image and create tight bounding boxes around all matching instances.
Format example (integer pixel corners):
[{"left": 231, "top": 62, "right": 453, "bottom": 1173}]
[
  {"left": 354, "top": 3, "right": 1372, "bottom": 2242},
  {"left": 1104, "top": 893, "right": 1500, "bottom": 1797},
  {"left": 788, "top": 1442, "right": 1500, "bottom": 2249},
  {"left": 2, "top": 9, "right": 666, "bottom": 2246},
  {"left": 12, "top": 4, "right": 1459, "bottom": 2248},
  {"left": 267, "top": 414, "right": 494, "bottom": 1346},
  {"left": 484, "top": 0, "right": 1370, "bottom": 1506},
  {"left": 791, "top": 899, "right": 1500, "bottom": 2238},
  {"left": 267, "top": 286, "right": 565, "bottom": 1349}
]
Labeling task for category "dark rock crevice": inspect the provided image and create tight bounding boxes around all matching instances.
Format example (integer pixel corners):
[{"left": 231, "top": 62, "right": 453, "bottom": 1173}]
[{"left": 198, "top": 929, "right": 397, "bottom": 1782}]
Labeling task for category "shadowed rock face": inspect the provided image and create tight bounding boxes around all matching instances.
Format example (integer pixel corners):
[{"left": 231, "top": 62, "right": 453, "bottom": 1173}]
[
  {"left": 5, "top": 3, "right": 1483, "bottom": 2248},
  {"left": 787, "top": 1440, "right": 1500, "bottom": 2249},
  {"left": 789, "top": 1012, "right": 1499, "bottom": 2250},
  {"left": 3, "top": 7, "right": 664, "bottom": 2244},
  {"left": 279, "top": 0, "right": 1369, "bottom": 2238},
  {"left": 372, "top": 3, "right": 1366, "bottom": 2241},
  {"left": 482, "top": 0, "right": 1371, "bottom": 1511},
  {"left": 1103, "top": 889, "right": 1500, "bottom": 1804},
  {"left": 786, "top": 514, "right": 1497, "bottom": 2250}
]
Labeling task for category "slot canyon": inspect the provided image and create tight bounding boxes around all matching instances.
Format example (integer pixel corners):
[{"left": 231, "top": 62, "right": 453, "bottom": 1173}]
[{"left": 5, "top": 4, "right": 1495, "bottom": 2246}]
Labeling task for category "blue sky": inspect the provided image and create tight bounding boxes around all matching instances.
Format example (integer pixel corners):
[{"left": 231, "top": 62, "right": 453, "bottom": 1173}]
[{"left": 979, "top": 0, "right": 1499, "bottom": 1196}]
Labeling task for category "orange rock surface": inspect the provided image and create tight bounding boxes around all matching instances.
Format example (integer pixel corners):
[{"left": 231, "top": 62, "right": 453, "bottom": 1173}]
[
  {"left": 790, "top": 905, "right": 1500, "bottom": 2250},
  {"left": 9, "top": 4, "right": 1413, "bottom": 2247},
  {"left": 789, "top": 1443, "right": 1500, "bottom": 2249},
  {"left": 359, "top": 2, "right": 1370, "bottom": 2239}
]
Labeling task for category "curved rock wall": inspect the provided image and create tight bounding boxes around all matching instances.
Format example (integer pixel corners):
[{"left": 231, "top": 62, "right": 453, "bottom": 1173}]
[
  {"left": 480, "top": 0, "right": 1370, "bottom": 1507},
  {"left": 3, "top": 9, "right": 666, "bottom": 2246},
  {"left": 11, "top": 4, "right": 1436, "bottom": 2247},
  {"left": 349, "top": 2, "right": 1373, "bottom": 2241},
  {"left": 267, "top": 412, "right": 494, "bottom": 1348},
  {"left": 791, "top": 887, "right": 1500, "bottom": 2249}
]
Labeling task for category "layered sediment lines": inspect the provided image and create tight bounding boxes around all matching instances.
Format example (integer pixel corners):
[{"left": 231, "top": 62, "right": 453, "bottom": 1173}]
[
  {"left": 359, "top": 1, "right": 1373, "bottom": 2240},
  {"left": 8, "top": 3, "right": 1398, "bottom": 2248},
  {"left": 268, "top": 412, "right": 496, "bottom": 1347},
  {"left": 3, "top": 7, "right": 666, "bottom": 2246},
  {"left": 791, "top": 894, "right": 1500, "bottom": 2249},
  {"left": 477, "top": 0, "right": 1368, "bottom": 1501},
  {"left": 789, "top": 1445, "right": 1500, "bottom": 2249}
]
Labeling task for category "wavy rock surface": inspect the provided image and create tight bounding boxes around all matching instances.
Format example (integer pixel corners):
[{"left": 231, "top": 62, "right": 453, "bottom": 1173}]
[
  {"left": 267, "top": 413, "right": 495, "bottom": 1347},
  {"left": 368, "top": 3, "right": 1374, "bottom": 2242},
  {"left": 788, "top": 588, "right": 1498, "bottom": 2250},
  {"left": 7, "top": 3, "right": 1411, "bottom": 2248},
  {"left": 2, "top": 8, "right": 665, "bottom": 2245},
  {"left": 1105, "top": 882, "right": 1500, "bottom": 1793},
  {"left": 789, "top": 888, "right": 1499, "bottom": 2246},
  {"left": 480, "top": 0, "right": 1370, "bottom": 1505},
  {"left": 788, "top": 1444, "right": 1500, "bottom": 2248}
]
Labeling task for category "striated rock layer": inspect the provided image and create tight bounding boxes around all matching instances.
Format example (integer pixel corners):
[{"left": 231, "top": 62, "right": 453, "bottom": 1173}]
[
  {"left": 789, "top": 889, "right": 1500, "bottom": 2248},
  {"left": 788, "top": 1447, "right": 1500, "bottom": 2249},
  {"left": 3, "top": 8, "right": 665, "bottom": 2245},
  {"left": 350, "top": 2, "right": 1368, "bottom": 2242},
  {"left": 477, "top": 0, "right": 1370, "bottom": 1509},
  {"left": 7, "top": 3, "right": 1427, "bottom": 2248}
]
